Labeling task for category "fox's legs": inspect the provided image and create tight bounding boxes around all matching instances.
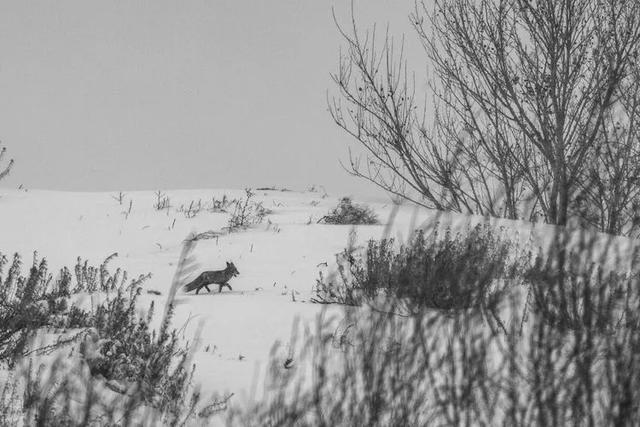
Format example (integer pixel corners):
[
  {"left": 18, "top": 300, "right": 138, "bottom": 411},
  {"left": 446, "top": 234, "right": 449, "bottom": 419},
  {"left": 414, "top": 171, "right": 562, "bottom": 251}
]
[
  {"left": 190, "top": 276, "right": 203, "bottom": 294},
  {"left": 195, "top": 284, "right": 212, "bottom": 295},
  {"left": 218, "top": 283, "right": 232, "bottom": 293},
  {"left": 191, "top": 279, "right": 233, "bottom": 295}
]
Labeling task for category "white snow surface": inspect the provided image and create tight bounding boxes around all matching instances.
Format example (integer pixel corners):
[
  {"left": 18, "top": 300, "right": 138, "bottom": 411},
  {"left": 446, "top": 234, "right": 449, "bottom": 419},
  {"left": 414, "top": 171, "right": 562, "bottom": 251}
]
[{"left": 1, "top": 188, "right": 638, "bottom": 423}]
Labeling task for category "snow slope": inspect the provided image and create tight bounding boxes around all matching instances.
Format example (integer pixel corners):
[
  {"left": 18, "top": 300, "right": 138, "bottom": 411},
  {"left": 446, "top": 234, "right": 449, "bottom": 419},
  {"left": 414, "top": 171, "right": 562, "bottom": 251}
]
[
  {"left": 0, "top": 188, "right": 401, "bottom": 415},
  {"left": 1, "top": 187, "right": 638, "bottom": 423}
]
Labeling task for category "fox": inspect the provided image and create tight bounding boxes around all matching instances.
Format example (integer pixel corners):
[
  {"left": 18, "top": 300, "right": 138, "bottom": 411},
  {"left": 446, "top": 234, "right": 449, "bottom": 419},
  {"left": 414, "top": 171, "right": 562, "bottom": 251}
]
[{"left": 183, "top": 262, "right": 240, "bottom": 295}]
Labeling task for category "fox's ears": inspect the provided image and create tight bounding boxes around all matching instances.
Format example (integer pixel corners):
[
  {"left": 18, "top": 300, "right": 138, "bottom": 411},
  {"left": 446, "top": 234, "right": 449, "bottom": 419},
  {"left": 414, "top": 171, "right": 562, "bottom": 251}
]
[{"left": 226, "top": 261, "right": 231, "bottom": 266}]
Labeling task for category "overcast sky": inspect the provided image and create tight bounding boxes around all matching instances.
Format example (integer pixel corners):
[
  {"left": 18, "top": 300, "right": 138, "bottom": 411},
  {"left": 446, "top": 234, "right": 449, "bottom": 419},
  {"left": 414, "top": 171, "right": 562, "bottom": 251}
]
[{"left": 0, "top": 0, "right": 421, "bottom": 197}]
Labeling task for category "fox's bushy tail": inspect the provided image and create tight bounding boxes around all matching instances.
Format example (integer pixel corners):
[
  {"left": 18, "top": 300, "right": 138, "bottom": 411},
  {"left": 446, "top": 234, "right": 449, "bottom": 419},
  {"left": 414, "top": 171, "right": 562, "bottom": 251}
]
[{"left": 183, "top": 278, "right": 201, "bottom": 293}]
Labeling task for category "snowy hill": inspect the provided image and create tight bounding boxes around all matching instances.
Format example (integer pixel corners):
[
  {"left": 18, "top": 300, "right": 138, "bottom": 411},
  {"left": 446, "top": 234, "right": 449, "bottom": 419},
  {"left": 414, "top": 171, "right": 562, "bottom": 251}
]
[{"left": 1, "top": 187, "right": 638, "bottom": 424}]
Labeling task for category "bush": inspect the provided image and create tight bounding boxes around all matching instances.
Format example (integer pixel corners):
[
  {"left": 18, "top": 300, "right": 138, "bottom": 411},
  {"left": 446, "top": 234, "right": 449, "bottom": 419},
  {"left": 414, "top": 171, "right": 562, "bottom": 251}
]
[
  {"left": 0, "top": 354, "right": 222, "bottom": 426},
  {"left": 525, "top": 247, "right": 640, "bottom": 333},
  {"left": 0, "top": 252, "right": 66, "bottom": 366},
  {"left": 319, "top": 197, "right": 378, "bottom": 225},
  {"left": 81, "top": 294, "right": 194, "bottom": 414},
  {"left": 178, "top": 199, "right": 203, "bottom": 219},
  {"left": 313, "top": 223, "right": 528, "bottom": 314},
  {"left": 0, "top": 252, "right": 152, "bottom": 364},
  {"left": 73, "top": 252, "right": 137, "bottom": 294},
  {"left": 227, "top": 188, "right": 270, "bottom": 231},
  {"left": 153, "top": 190, "right": 171, "bottom": 211},
  {"left": 231, "top": 228, "right": 640, "bottom": 426},
  {"left": 0, "top": 248, "right": 223, "bottom": 424}
]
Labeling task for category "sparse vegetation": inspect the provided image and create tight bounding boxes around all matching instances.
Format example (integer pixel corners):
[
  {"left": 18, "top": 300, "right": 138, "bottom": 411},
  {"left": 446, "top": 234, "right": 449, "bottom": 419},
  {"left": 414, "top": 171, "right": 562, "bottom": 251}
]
[
  {"left": 313, "top": 223, "right": 528, "bottom": 314},
  {"left": 0, "top": 252, "right": 61, "bottom": 366},
  {"left": 179, "top": 199, "right": 203, "bottom": 219},
  {"left": 111, "top": 191, "right": 126, "bottom": 205},
  {"left": 318, "top": 197, "right": 378, "bottom": 225},
  {"left": 122, "top": 199, "right": 133, "bottom": 219},
  {"left": 0, "top": 353, "right": 227, "bottom": 426},
  {"left": 0, "top": 246, "right": 222, "bottom": 425},
  {"left": 153, "top": 191, "right": 171, "bottom": 211},
  {"left": 257, "top": 186, "right": 292, "bottom": 192},
  {"left": 4, "top": 0, "right": 640, "bottom": 424},
  {"left": 525, "top": 236, "right": 640, "bottom": 333},
  {"left": 227, "top": 188, "right": 270, "bottom": 231},
  {"left": 208, "top": 194, "right": 232, "bottom": 213},
  {"left": 231, "top": 225, "right": 640, "bottom": 426},
  {"left": 0, "top": 252, "right": 142, "bottom": 366},
  {"left": 81, "top": 293, "right": 194, "bottom": 414}
]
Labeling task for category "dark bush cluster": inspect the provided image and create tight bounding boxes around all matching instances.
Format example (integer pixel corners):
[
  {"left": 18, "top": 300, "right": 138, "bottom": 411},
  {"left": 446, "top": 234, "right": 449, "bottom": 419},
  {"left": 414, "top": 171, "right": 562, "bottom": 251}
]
[
  {"left": 319, "top": 197, "right": 378, "bottom": 225},
  {"left": 0, "top": 249, "right": 220, "bottom": 425},
  {"left": 81, "top": 292, "right": 193, "bottom": 413},
  {"left": 234, "top": 226, "right": 640, "bottom": 426},
  {"left": 313, "top": 223, "right": 528, "bottom": 314},
  {"left": 525, "top": 247, "right": 640, "bottom": 334},
  {"left": 0, "top": 252, "right": 75, "bottom": 366},
  {"left": 0, "top": 251, "right": 156, "bottom": 368},
  {"left": 73, "top": 252, "right": 137, "bottom": 294},
  {"left": 227, "top": 188, "right": 270, "bottom": 231}
]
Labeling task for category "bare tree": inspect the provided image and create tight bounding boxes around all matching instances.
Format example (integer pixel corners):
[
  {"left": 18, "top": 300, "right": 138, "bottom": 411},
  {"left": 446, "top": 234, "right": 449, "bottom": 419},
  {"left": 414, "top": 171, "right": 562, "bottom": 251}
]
[
  {"left": 0, "top": 144, "right": 12, "bottom": 183},
  {"left": 574, "top": 63, "right": 640, "bottom": 236},
  {"left": 328, "top": 8, "right": 489, "bottom": 214},
  {"left": 331, "top": 0, "right": 640, "bottom": 228}
]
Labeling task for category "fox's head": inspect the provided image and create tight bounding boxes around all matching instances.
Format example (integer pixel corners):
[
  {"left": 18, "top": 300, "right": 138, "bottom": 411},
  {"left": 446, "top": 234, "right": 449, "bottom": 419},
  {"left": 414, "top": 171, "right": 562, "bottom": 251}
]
[{"left": 226, "top": 261, "right": 239, "bottom": 277}]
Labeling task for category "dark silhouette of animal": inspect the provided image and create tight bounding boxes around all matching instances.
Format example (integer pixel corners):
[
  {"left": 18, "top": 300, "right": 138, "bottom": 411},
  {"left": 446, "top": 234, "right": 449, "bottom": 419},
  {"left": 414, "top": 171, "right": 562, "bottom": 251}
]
[{"left": 183, "top": 262, "right": 239, "bottom": 294}]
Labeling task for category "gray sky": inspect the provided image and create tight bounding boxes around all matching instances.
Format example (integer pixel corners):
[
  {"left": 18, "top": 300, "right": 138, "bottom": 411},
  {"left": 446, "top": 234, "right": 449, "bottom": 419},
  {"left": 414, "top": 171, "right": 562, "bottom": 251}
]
[{"left": 0, "top": 0, "right": 420, "bottom": 197}]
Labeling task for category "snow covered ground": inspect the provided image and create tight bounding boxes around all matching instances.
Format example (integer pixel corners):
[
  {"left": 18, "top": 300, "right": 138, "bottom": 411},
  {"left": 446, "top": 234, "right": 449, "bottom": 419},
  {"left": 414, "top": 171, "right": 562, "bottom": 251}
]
[
  {"left": 0, "top": 188, "right": 408, "bottom": 417},
  {"left": 1, "top": 187, "right": 638, "bottom": 424}
]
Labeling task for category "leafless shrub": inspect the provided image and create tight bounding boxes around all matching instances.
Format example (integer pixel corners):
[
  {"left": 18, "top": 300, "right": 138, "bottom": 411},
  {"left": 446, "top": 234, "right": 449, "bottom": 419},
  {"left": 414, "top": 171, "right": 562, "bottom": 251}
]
[
  {"left": 111, "top": 191, "right": 126, "bottom": 205},
  {"left": 0, "top": 251, "right": 155, "bottom": 367},
  {"left": 0, "top": 238, "right": 224, "bottom": 425},
  {"left": 121, "top": 199, "right": 133, "bottom": 219},
  {"left": 72, "top": 253, "right": 138, "bottom": 294},
  {"left": 313, "top": 223, "right": 528, "bottom": 323},
  {"left": 153, "top": 191, "right": 170, "bottom": 211},
  {"left": 266, "top": 219, "right": 281, "bottom": 233},
  {"left": 525, "top": 229, "right": 640, "bottom": 334},
  {"left": 227, "top": 188, "right": 270, "bottom": 231},
  {"left": 179, "top": 199, "right": 203, "bottom": 219},
  {"left": 0, "top": 352, "right": 225, "bottom": 426},
  {"left": 230, "top": 224, "right": 640, "bottom": 426},
  {"left": 208, "top": 194, "right": 232, "bottom": 213},
  {"left": 318, "top": 197, "right": 378, "bottom": 225}
]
